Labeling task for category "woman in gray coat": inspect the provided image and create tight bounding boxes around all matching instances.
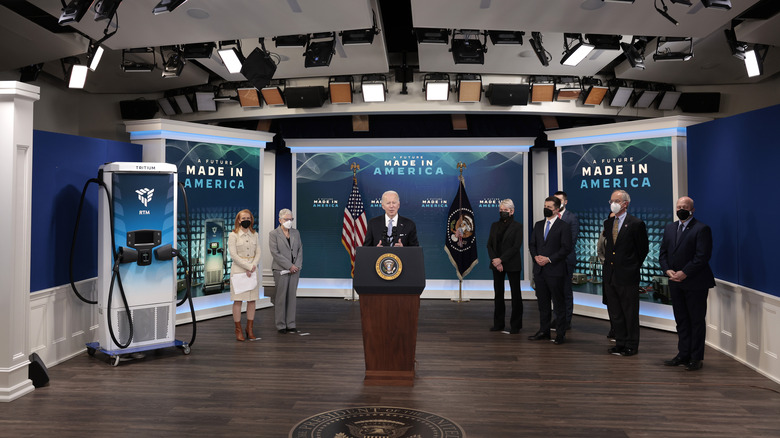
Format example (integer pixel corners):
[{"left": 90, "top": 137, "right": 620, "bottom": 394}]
[{"left": 268, "top": 208, "right": 303, "bottom": 333}]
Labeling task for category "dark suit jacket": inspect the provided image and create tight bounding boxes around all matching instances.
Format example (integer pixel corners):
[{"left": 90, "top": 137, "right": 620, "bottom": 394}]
[
  {"left": 603, "top": 213, "right": 649, "bottom": 286},
  {"left": 659, "top": 217, "right": 716, "bottom": 290},
  {"left": 529, "top": 218, "right": 572, "bottom": 277},
  {"left": 559, "top": 209, "right": 580, "bottom": 267},
  {"left": 363, "top": 214, "right": 419, "bottom": 247},
  {"left": 486, "top": 219, "right": 523, "bottom": 272}
]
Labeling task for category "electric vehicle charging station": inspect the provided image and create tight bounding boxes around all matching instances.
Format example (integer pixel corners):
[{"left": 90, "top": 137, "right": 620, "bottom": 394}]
[
  {"left": 84, "top": 162, "right": 191, "bottom": 365},
  {"left": 203, "top": 218, "right": 226, "bottom": 294}
]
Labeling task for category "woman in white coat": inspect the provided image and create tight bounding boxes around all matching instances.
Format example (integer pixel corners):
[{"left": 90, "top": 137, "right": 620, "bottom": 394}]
[
  {"left": 268, "top": 208, "right": 303, "bottom": 334},
  {"left": 228, "top": 209, "right": 261, "bottom": 341}
]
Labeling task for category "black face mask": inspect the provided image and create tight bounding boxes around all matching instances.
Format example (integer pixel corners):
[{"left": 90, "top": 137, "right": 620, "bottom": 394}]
[
  {"left": 676, "top": 209, "right": 691, "bottom": 221},
  {"left": 499, "top": 211, "right": 511, "bottom": 220},
  {"left": 543, "top": 208, "right": 554, "bottom": 218},
  {"left": 240, "top": 220, "right": 251, "bottom": 229}
]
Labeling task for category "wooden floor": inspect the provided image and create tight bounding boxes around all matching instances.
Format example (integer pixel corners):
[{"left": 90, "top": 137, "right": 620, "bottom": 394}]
[{"left": 4, "top": 298, "right": 780, "bottom": 437}]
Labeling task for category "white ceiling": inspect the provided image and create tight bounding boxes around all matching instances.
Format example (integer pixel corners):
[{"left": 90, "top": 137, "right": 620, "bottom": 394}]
[{"left": 1, "top": 0, "right": 778, "bottom": 95}]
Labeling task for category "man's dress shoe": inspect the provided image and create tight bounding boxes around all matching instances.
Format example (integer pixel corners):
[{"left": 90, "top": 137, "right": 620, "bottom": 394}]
[
  {"left": 685, "top": 360, "right": 703, "bottom": 371},
  {"left": 553, "top": 336, "right": 565, "bottom": 345},
  {"left": 664, "top": 356, "right": 689, "bottom": 367},
  {"left": 528, "top": 332, "right": 551, "bottom": 340},
  {"left": 608, "top": 346, "right": 625, "bottom": 355},
  {"left": 620, "top": 348, "right": 637, "bottom": 356}
]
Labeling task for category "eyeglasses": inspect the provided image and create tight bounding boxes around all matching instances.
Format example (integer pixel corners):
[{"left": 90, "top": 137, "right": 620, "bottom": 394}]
[{"left": 282, "top": 217, "right": 294, "bottom": 221}]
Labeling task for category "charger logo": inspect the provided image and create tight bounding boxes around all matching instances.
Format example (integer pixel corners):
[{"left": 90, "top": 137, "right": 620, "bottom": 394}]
[{"left": 135, "top": 188, "right": 154, "bottom": 207}]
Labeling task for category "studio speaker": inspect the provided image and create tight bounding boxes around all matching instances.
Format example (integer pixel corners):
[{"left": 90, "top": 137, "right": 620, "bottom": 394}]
[
  {"left": 119, "top": 99, "right": 158, "bottom": 120},
  {"left": 241, "top": 48, "right": 277, "bottom": 90},
  {"left": 285, "top": 86, "right": 327, "bottom": 108},
  {"left": 28, "top": 352, "right": 50, "bottom": 388},
  {"left": 486, "top": 84, "right": 529, "bottom": 106},
  {"left": 677, "top": 92, "right": 720, "bottom": 113}
]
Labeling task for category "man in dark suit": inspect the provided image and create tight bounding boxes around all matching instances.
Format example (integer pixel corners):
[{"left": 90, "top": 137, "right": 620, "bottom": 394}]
[
  {"left": 659, "top": 196, "right": 715, "bottom": 371},
  {"left": 553, "top": 190, "right": 579, "bottom": 331},
  {"left": 603, "top": 189, "right": 649, "bottom": 357},
  {"left": 486, "top": 199, "right": 524, "bottom": 334},
  {"left": 528, "top": 196, "right": 572, "bottom": 344},
  {"left": 363, "top": 190, "right": 419, "bottom": 247}
]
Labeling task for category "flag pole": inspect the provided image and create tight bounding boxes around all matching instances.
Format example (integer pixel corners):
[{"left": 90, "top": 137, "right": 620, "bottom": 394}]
[
  {"left": 452, "top": 162, "right": 470, "bottom": 303},
  {"left": 345, "top": 162, "right": 360, "bottom": 301}
]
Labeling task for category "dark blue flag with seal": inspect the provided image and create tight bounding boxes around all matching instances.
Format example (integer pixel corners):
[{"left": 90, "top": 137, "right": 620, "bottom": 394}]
[{"left": 444, "top": 176, "right": 478, "bottom": 279}]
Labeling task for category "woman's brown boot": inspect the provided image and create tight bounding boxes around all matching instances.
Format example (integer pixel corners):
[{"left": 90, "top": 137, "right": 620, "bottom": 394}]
[
  {"left": 234, "top": 321, "right": 245, "bottom": 341},
  {"left": 246, "top": 320, "right": 257, "bottom": 341}
]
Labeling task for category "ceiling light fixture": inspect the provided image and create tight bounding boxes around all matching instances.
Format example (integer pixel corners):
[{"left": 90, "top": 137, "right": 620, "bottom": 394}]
[
  {"left": 273, "top": 35, "right": 309, "bottom": 47},
  {"left": 121, "top": 48, "right": 156, "bottom": 72},
  {"left": 653, "top": 36, "right": 693, "bottom": 61},
  {"left": 415, "top": 28, "right": 450, "bottom": 44},
  {"left": 655, "top": 0, "right": 679, "bottom": 26},
  {"left": 304, "top": 32, "right": 336, "bottom": 68},
  {"left": 361, "top": 74, "right": 387, "bottom": 102},
  {"left": 744, "top": 44, "right": 768, "bottom": 77},
  {"left": 423, "top": 73, "right": 451, "bottom": 101},
  {"left": 451, "top": 30, "right": 488, "bottom": 65},
  {"left": 19, "top": 63, "right": 44, "bottom": 83},
  {"left": 59, "top": 0, "right": 94, "bottom": 25},
  {"left": 655, "top": 84, "right": 680, "bottom": 110},
  {"left": 456, "top": 74, "right": 482, "bottom": 103},
  {"left": 236, "top": 88, "right": 261, "bottom": 107},
  {"left": 561, "top": 33, "right": 595, "bottom": 66},
  {"left": 340, "top": 11, "right": 380, "bottom": 45},
  {"left": 173, "top": 94, "right": 193, "bottom": 113},
  {"left": 161, "top": 46, "right": 185, "bottom": 78},
  {"left": 621, "top": 36, "right": 648, "bottom": 69},
  {"left": 241, "top": 38, "right": 278, "bottom": 90},
  {"left": 488, "top": 31, "right": 524, "bottom": 45},
  {"left": 585, "top": 34, "right": 622, "bottom": 50},
  {"left": 62, "top": 57, "right": 88, "bottom": 89},
  {"left": 158, "top": 97, "right": 177, "bottom": 115},
  {"left": 260, "top": 80, "right": 286, "bottom": 106},
  {"left": 152, "top": 0, "right": 188, "bottom": 14},
  {"left": 530, "top": 76, "right": 555, "bottom": 102},
  {"left": 607, "top": 79, "right": 633, "bottom": 107},
  {"left": 632, "top": 82, "right": 660, "bottom": 108},
  {"left": 182, "top": 42, "right": 215, "bottom": 59},
  {"left": 87, "top": 42, "right": 104, "bottom": 71},
  {"left": 555, "top": 76, "right": 582, "bottom": 101},
  {"left": 529, "top": 32, "right": 551, "bottom": 67},
  {"left": 581, "top": 77, "right": 608, "bottom": 105},
  {"left": 217, "top": 40, "right": 244, "bottom": 74},
  {"left": 93, "top": 0, "right": 122, "bottom": 21},
  {"left": 702, "top": 0, "right": 731, "bottom": 10},
  {"left": 195, "top": 91, "right": 217, "bottom": 111},
  {"left": 329, "top": 76, "right": 354, "bottom": 104}
]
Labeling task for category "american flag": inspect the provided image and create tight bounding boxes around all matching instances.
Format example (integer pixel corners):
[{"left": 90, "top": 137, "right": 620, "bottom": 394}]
[{"left": 341, "top": 179, "right": 367, "bottom": 277}]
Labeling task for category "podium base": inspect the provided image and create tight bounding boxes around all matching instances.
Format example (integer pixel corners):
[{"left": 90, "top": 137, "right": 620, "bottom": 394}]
[{"left": 364, "top": 370, "right": 415, "bottom": 386}]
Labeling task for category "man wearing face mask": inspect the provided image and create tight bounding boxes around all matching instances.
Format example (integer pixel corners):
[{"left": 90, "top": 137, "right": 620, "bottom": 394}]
[
  {"left": 269, "top": 208, "right": 303, "bottom": 334},
  {"left": 603, "top": 190, "right": 649, "bottom": 357},
  {"left": 659, "top": 196, "right": 715, "bottom": 371},
  {"left": 553, "top": 190, "right": 579, "bottom": 332},
  {"left": 486, "top": 199, "right": 524, "bottom": 333},
  {"left": 528, "top": 196, "right": 572, "bottom": 344}
]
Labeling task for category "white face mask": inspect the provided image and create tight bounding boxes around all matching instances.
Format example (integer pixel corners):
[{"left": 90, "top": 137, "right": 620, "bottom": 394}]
[
  {"left": 610, "top": 202, "right": 622, "bottom": 214},
  {"left": 282, "top": 220, "right": 293, "bottom": 229}
]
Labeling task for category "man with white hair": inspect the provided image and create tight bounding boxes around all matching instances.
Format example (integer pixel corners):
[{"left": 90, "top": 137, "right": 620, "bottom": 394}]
[{"left": 363, "top": 190, "right": 419, "bottom": 247}]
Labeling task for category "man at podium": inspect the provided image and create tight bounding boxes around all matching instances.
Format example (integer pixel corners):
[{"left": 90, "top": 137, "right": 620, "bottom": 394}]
[{"left": 363, "top": 190, "right": 419, "bottom": 247}]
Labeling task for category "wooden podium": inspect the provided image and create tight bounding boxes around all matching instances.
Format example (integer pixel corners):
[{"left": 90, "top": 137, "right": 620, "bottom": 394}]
[{"left": 353, "top": 247, "right": 425, "bottom": 386}]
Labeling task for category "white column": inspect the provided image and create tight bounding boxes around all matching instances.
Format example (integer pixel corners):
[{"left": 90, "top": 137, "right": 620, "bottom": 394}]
[{"left": 0, "top": 82, "right": 39, "bottom": 402}]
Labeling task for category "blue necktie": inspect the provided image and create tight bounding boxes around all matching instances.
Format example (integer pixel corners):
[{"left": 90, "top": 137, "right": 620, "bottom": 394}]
[{"left": 544, "top": 220, "right": 551, "bottom": 241}]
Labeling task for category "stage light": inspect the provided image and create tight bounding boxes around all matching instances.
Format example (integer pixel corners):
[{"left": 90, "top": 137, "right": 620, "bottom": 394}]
[
  {"left": 655, "top": 0, "right": 678, "bottom": 26},
  {"left": 152, "top": 0, "right": 188, "bottom": 14},
  {"left": 561, "top": 34, "right": 595, "bottom": 66},
  {"left": 162, "top": 47, "right": 185, "bottom": 78},
  {"left": 529, "top": 32, "right": 550, "bottom": 67},
  {"left": 724, "top": 27, "right": 747, "bottom": 60},
  {"left": 341, "top": 28, "right": 378, "bottom": 45},
  {"left": 653, "top": 36, "right": 693, "bottom": 61},
  {"left": 273, "top": 35, "right": 309, "bottom": 47},
  {"left": 555, "top": 76, "right": 582, "bottom": 101},
  {"left": 530, "top": 76, "right": 555, "bottom": 102},
  {"left": 304, "top": 33, "right": 336, "bottom": 68},
  {"left": 745, "top": 45, "right": 768, "bottom": 77},
  {"left": 94, "top": 0, "right": 122, "bottom": 21},
  {"left": 173, "top": 94, "right": 193, "bottom": 113},
  {"left": 261, "top": 81, "right": 286, "bottom": 106},
  {"left": 702, "top": 0, "right": 731, "bottom": 10},
  {"left": 69, "top": 64, "right": 89, "bottom": 89},
  {"left": 456, "top": 74, "right": 482, "bottom": 103},
  {"left": 423, "top": 73, "right": 450, "bottom": 101},
  {"left": 217, "top": 40, "right": 244, "bottom": 74},
  {"left": 585, "top": 34, "right": 622, "bottom": 50},
  {"left": 59, "top": 0, "right": 94, "bottom": 25},
  {"left": 237, "top": 88, "right": 261, "bottom": 107},
  {"left": 451, "top": 30, "right": 487, "bottom": 65},
  {"left": 656, "top": 84, "right": 680, "bottom": 110},
  {"left": 19, "top": 63, "right": 44, "bottom": 83},
  {"left": 361, "top": 75, "right": 387, "bottom": 103},
  {"left": 581, "top": 77, "right": 608, "bottom": 106},
  {"left": 121, "top": 48, "right": 155, "bottom": 72},
  {"left": 415, "top": 28, "right": 450, "bottom": 44},
  {"left": 669, "top": 0, "right": 692, "bottom": 4},
  {"left": 182, "top": 42, "right": 215, "bottom": 59},
  {"left": 608, "top": 79, "right": 633, "bottom": 107},
  {"left": 621, "top": 36, "right": 648, "bottom": 69},
  {"left": 488, "top": 31, "right": 524, "bottom": 45},
  {"left": 195, "top": 91, "right": 216, "bottom": 111},
  {"left": 158, "top": 97, "right": 177, "bottom": 115},
  {"left": 632, "top": 82, "right": 660, "bottom": 108},
  {"left": 329, "top": 76, "right": 354, "bottom": 104},
  {"left": 88, "top": 43, "right": 104, "bottom": 71}
]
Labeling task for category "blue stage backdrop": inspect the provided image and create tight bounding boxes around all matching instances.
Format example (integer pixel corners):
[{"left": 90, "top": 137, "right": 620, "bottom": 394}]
[
  {"left": 166, "top": 140, "right": 261, "bottom": 298},
  {"left": 560, "top": 137, "right": 672, "bottom": 294},
  {"left": 296, "top": 151, "right": 525, "bottom": 280}
]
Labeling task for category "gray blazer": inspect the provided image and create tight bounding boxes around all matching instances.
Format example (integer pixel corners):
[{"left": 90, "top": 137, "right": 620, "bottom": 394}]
[{"left": 268, "top": 226, "right": 303, "bottom": 271}]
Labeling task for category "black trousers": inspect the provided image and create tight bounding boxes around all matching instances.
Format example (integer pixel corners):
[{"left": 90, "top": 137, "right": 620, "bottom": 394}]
[
  {"left": 492, "top": 270, "right": 523, "bottom": 331},
  {"left": 604, "top": 280, "right": 640, "bottom": 350},
  {"left": 534, "top": 273, "right": 566, "bottom": 336},
  {"left": 670, "top": 284, "right": 709, "bottom": 361}
]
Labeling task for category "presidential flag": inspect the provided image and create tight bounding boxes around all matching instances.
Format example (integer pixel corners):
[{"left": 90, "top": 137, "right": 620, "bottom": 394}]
[
  {"left": 341, "top": 178, "right": 367, "bottom": 277},
  {"left": 444, "top": 176, "right": 478, "bottom": 279}
]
